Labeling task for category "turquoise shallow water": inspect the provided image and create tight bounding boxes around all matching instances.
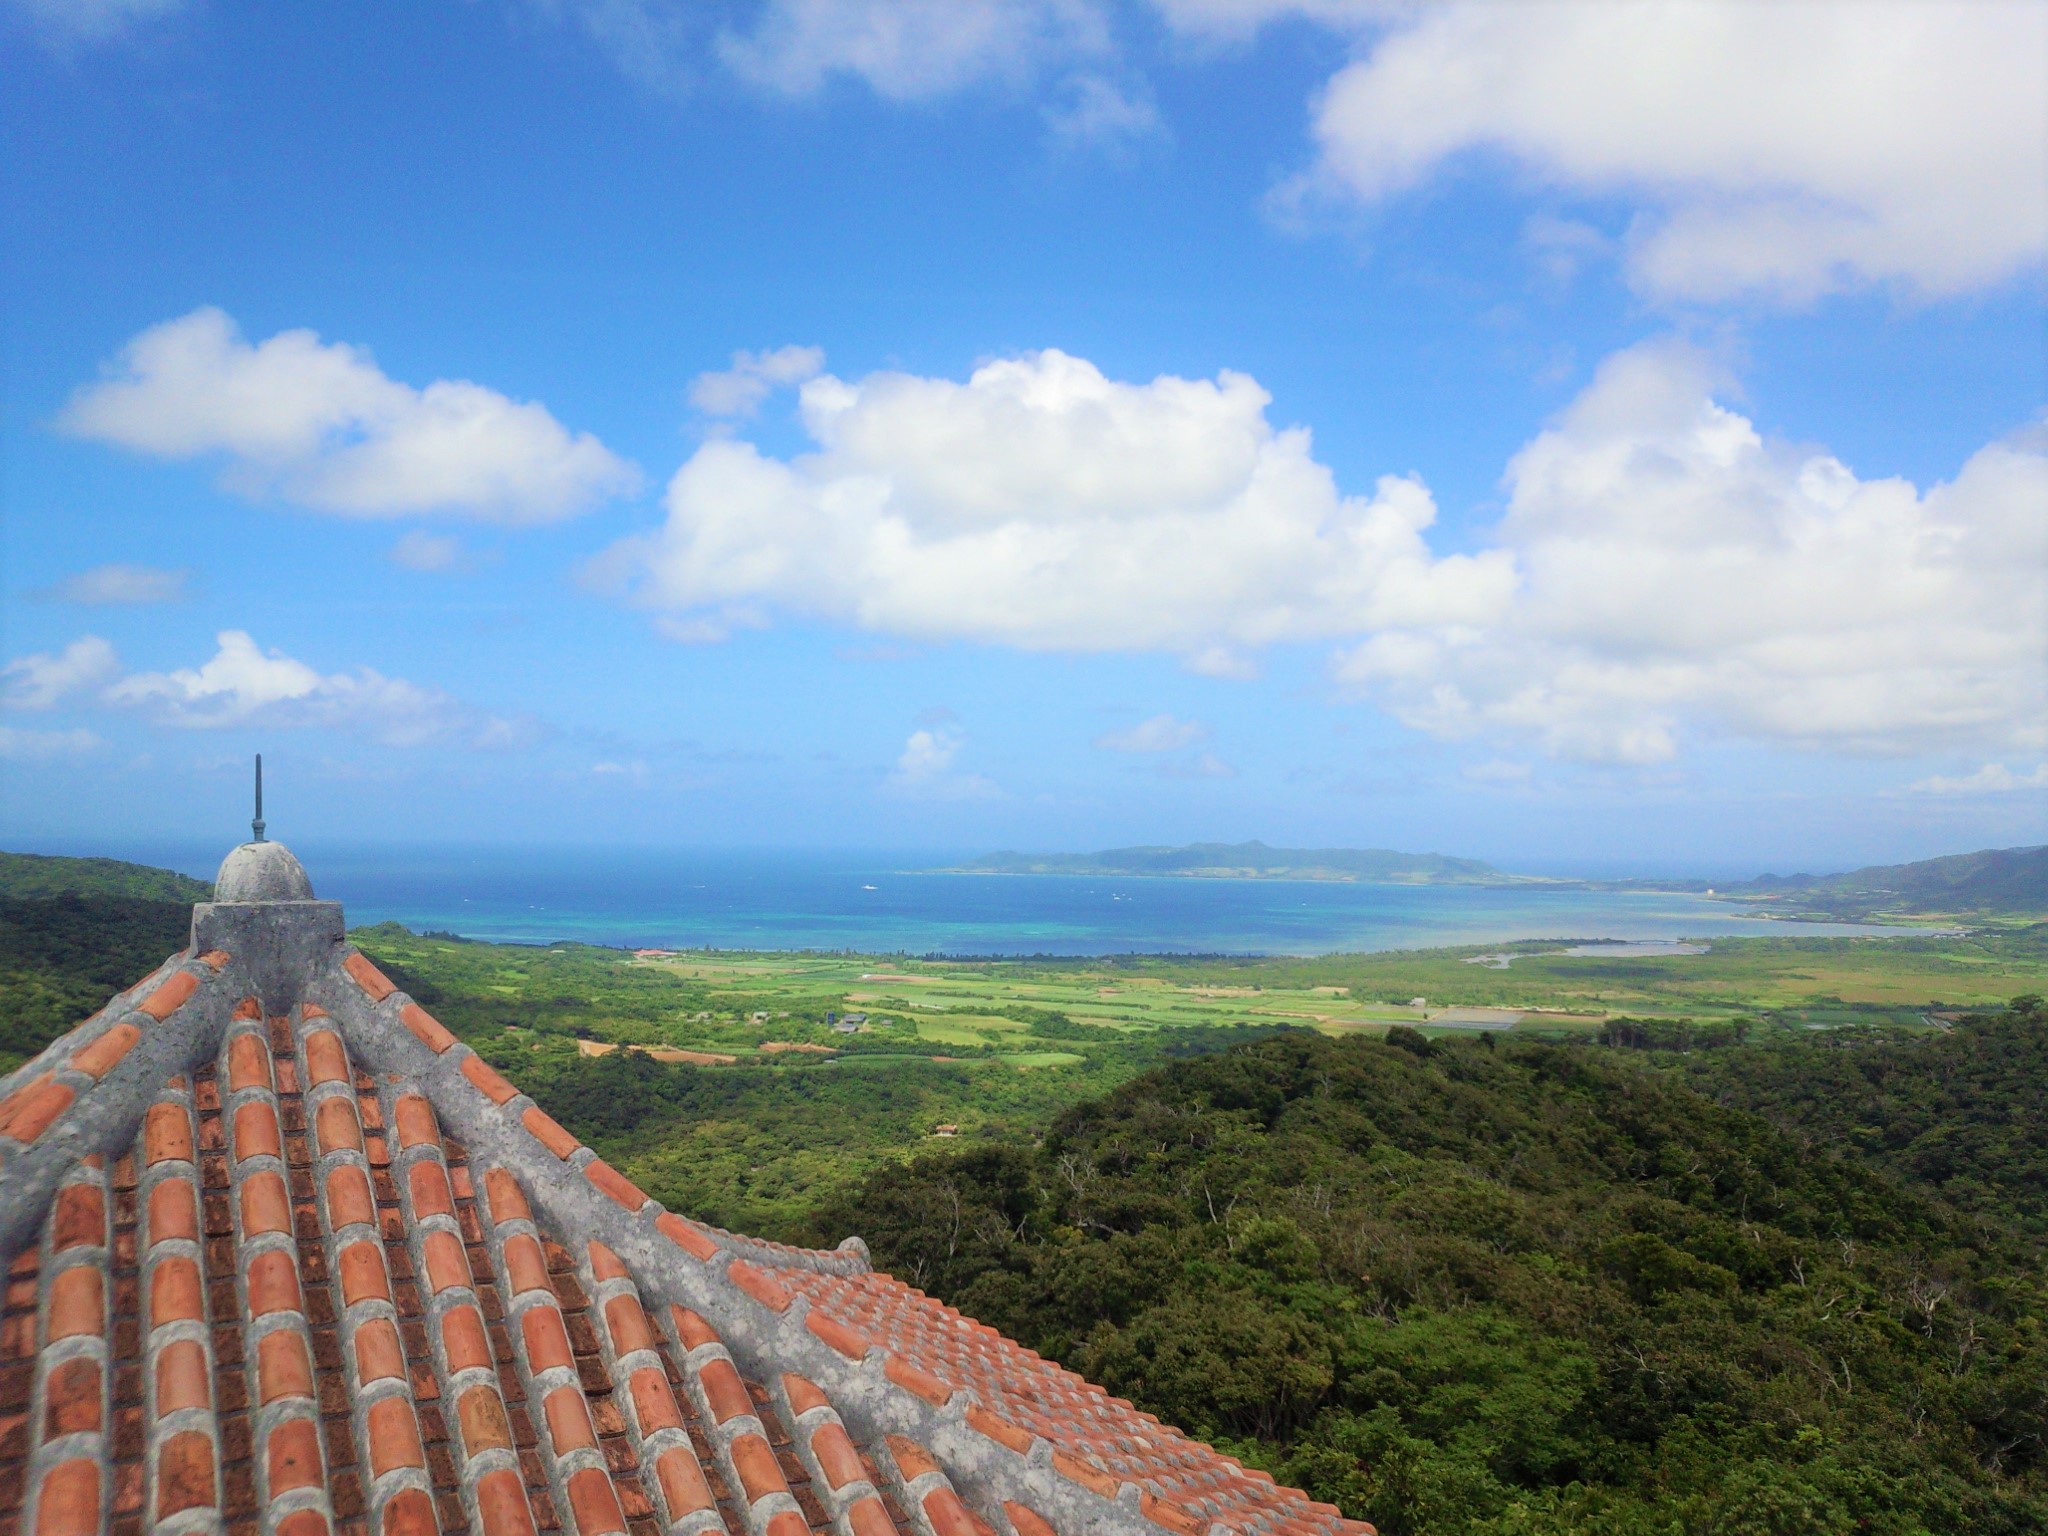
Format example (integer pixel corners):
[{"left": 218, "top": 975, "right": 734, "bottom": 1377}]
[{"left": 147, "top": 845, "right": 1916, "bottom": 957}]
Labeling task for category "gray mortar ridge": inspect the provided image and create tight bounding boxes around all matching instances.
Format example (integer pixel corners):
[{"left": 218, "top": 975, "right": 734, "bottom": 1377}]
[
  {"left": 0, "top": 951, "right": 238, "bottom": 1267},
  {"left": 306, "top": 949, "right": 1237, "bottom": 1536},
  {"left": 5, "top": 863, "right": 1272, "bottom": 1536}
]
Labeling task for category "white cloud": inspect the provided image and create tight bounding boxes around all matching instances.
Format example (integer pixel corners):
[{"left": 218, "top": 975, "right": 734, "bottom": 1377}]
[
  {"left": 1182, "top": 644, "right": 1259, "bottom": 680},
  {"left": 1, "top": 629, "right": 547, "bottom": 750},
  {"left": 1906, "top": 763, "right": 2048, "bottom": 797},
  {"left": 598, "top": 348, "right": 1514, "bottom": 658},
  {"left": 1333, "top": 338, "right": 2048, "bottom": 762},
  {"left": 108, "top": 630, "right": 540, "bottom": 748},
  {"left": 689, "top": 345, "right": 826, "bottom": 418},
  {"left": 1296, "top": 1, "right": 2047, "bottom": 303},
  {"left": 2, "top": 636, "right": 121, "bottom": 710},
  {"left": 886, "top": 724, "right": 1000, "bottom": 800},
  {"left": 1144, "top": 0, "right": 1398, "bottom": 39},
  {"left": 0, "top": 726, "right": 106, "bottom": 762},
  {"left": 109, "top": 631, "right": 327, "bottom": 727},
  {"left": 603, "top": 335, "right": 2044, "bottom": 766},
  {"left": 60, "top": 308, "right": 639, "bottom": 523},
  {"left": 1044, "top": 73, "right": 1162, "bottom": 149},
  {"left": 1095, "top": 713, "right": 1207, "bottom": 752},
  {"left": 388, "top": 532, "right": 468, "bottom": 573},
  {"left": 35, "top": 563, "right": 188, "bottom": 605},
  {"left": 717, "top": 0, "right": 1109, "bottom": 101}
]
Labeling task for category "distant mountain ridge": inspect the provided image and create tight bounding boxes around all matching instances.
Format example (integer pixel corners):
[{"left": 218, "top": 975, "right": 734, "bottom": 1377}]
[
  {"left": 951, "top": 841, "right": 2048, "bottom": 914},
  {"left": 955, "top": 840, "right": 1508, "bottom": 884},
  {"left": 1724, "top": 844, "right": 2047, "bottom": 916},
  {"left": 0, "top": 851, "right": 212, "bottom": 903}
]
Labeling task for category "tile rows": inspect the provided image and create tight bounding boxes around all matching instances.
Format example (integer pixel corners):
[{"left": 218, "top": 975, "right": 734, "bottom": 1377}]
[
  {"left": 0, "top": 951, "right": 228, "bottom": 1158},
  {"left": 6, "top": 934, "right": 1371, "bottom": 1536},
  {"left": 779, "top": 1264, "right": 1348, "bottom": 1536},
  {"left": 338, "top": 951, "right": 1357, "bottom": 1536},
  {"left": 1, "top": 988, "right": 1027, "bottom": 1536}
]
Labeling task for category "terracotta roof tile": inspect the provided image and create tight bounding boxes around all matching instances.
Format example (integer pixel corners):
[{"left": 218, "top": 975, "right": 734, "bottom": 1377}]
[{"left": 0, "top": 918, "right": 1377, "bottom": 1536}]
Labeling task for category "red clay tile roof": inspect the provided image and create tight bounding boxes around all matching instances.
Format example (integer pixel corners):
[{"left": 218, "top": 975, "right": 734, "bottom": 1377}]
[{"left": 0, "top": 904, "right": 1374, "bottom": 1536}]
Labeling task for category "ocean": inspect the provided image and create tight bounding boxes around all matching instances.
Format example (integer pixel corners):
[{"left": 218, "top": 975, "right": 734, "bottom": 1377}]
[{"left": 131, "top": 844, "right": 1916, "bottom": 957}]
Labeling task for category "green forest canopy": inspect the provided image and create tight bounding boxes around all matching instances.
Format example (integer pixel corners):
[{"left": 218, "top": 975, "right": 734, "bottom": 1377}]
[
  {"left": 2, "top": 883, "right": 2044, "bottom": 1533},
  {"left": 807, "top": 1008, "right": 2048, "bottom": 1536},
  {"left": 0, "top": 850, "right": 211, "bottom": 902}
]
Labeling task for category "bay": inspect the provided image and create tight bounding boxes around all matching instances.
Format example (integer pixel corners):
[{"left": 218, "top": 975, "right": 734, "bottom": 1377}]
[{"left": 152, "top": 844, "right": 1921, "bottom": 956}]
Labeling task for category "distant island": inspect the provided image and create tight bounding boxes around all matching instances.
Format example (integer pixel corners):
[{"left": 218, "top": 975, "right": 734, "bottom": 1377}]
[
  {"left": 948, "top": 840, "right": 1518, "bottom": 885},
  {"left": 944, "top": 841, "right": 2048, "bottom": 919},
  {"left": 1716, "top": 844, "right": 2047, "bottom": 919}
]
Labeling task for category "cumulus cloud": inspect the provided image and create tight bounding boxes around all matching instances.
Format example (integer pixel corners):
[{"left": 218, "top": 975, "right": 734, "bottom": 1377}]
[
  {"left": 886, "top": 724, "right": 1000, "bottom": 800},
  {"left": 1095, "top": 713, "right": 1207, "bottom": 752},
  {"left": 35, "top": 563, "right": 188, "bottom": 606},
  {"left": 2, "top": 630, "right": 542, "bottom": 750},
  {"left": 103, "top": 631, "right": 541, "bottom": 748},
  {"left": 718, "top": 0, "right": 1109, "bottom": 100},
  {"left": 60, "top": 308, "right": 639, "bottom": 522},
  {"left": 597, "top": 348, "right": 1513, "bottom": 658},
  {"left": 1295, "top": 1, "right": 2047, "bottom": 303},
  {"left": 1906, "top": 763, "right": 2048, "bottom": 797},
  {"left": 689, "top": 345, "right": 826, "bottom": 418},
  {"left": 604, "top": 336, "right": 2043, "bottom": 764},
  {"left": 1333, "top": 339, "right": 2048, "bottom": 762},
  {"left": 0, "top": 726, "right": 106, "bottom": 762},
  {"left": 2, "top": 636, "right": 121, "bottom": 710}
]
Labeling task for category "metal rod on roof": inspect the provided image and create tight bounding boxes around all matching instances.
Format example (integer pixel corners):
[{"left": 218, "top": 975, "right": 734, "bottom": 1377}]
[{"left": 253, "top": 754, "right": 266, "bottom": 843}]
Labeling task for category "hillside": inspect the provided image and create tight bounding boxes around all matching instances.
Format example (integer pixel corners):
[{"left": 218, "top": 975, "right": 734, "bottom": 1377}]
[
  {"left": 0, "top": 849, "right": 211, "bottom": 902},
  {"left": 0, "top": 852, "right": 210, "bottom": 1072},
  {"left": 806, "top": 1018, "right": 2048, "bottom": 1535},
  {"left": 1728, "top": 844, "right": 2048, "bottom": 917},
  {"left": 1670, "top": 993, "right": 2048, "bottom": 1237},
  {"left": 0, "top": 895, "right": 195, "bottom": 1072},
  {"left": 959, "top": 840, "right": 1506, "bottom": 884}
]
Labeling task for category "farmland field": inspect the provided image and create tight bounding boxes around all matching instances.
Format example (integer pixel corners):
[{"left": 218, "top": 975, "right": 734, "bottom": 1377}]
[{"left": 350, "top": 920, "right": 2046, "bottom": 1235}]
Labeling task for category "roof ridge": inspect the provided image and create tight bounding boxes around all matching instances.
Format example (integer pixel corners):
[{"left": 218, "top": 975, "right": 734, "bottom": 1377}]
[
  {"left": 317, "top": 947, "right": 1371, "bottom": 1536},
  {"left": 2, "top": 914, "right": 1375, "bottom": 1536},
  {"left": 0, "top": 947, "right": 237, "bottom": 1264}
]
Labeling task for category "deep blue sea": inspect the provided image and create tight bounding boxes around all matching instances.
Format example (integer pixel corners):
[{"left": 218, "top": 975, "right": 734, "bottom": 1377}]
[{"left": 124, "top": 844, "right": 1914, "bottom": 957}]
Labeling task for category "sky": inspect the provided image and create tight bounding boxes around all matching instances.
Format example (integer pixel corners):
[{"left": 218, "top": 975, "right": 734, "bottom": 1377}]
[{"left": 2, "top": 0, "right": 2044, "bottom": 876}]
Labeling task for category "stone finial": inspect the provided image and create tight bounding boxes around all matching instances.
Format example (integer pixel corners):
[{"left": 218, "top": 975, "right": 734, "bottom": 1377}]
[{"left": 213, "top": 841, "right": 315, "bottom": 903}]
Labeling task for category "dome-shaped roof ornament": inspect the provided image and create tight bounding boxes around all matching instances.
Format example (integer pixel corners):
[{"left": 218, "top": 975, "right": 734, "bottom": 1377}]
[{"left": 214, "top": 754, "right": 314, "bottom": 902}]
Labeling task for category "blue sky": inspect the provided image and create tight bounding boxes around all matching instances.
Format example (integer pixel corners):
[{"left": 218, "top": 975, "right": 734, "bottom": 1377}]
[{"left": 3, "top": 0, "right": 2043, "bottom": 874}]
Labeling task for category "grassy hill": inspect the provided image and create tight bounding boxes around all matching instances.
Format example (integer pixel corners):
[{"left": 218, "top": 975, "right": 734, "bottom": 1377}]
[
  {"left": 959, "top": 840, "right": 1506, "bottom": 884},
  {"left": 0, "top": 850, "right": 211, "bottom": 902},
  {"left": 807, "top": 1012, "right": 2048, "bottom": 1535},
  {"left": 0, "top": 851, "right": 208, "bottom": 1072},
  {"left": 0, "top": 895, "right": 194, "bottom": 1073},
  {"left": 1729, "top": 844, "right": 2047, "bottom": 917}
]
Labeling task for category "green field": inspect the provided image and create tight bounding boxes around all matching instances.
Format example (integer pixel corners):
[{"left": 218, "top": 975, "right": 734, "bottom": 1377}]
[
  {"left": 363, "top": 920, "right": 2048, "bottom": 1050},
  {"left": 345, "top": 920, "right": 2047, "bottom": 1235},
  {"left": 4, "top": 870, "right": 2045, "bottom": 1535}
]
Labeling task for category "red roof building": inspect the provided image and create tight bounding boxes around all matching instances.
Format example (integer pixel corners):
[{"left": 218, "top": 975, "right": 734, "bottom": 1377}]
[{"left": 0, "top": 838, "right": 1374, "bottom": 1536}]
